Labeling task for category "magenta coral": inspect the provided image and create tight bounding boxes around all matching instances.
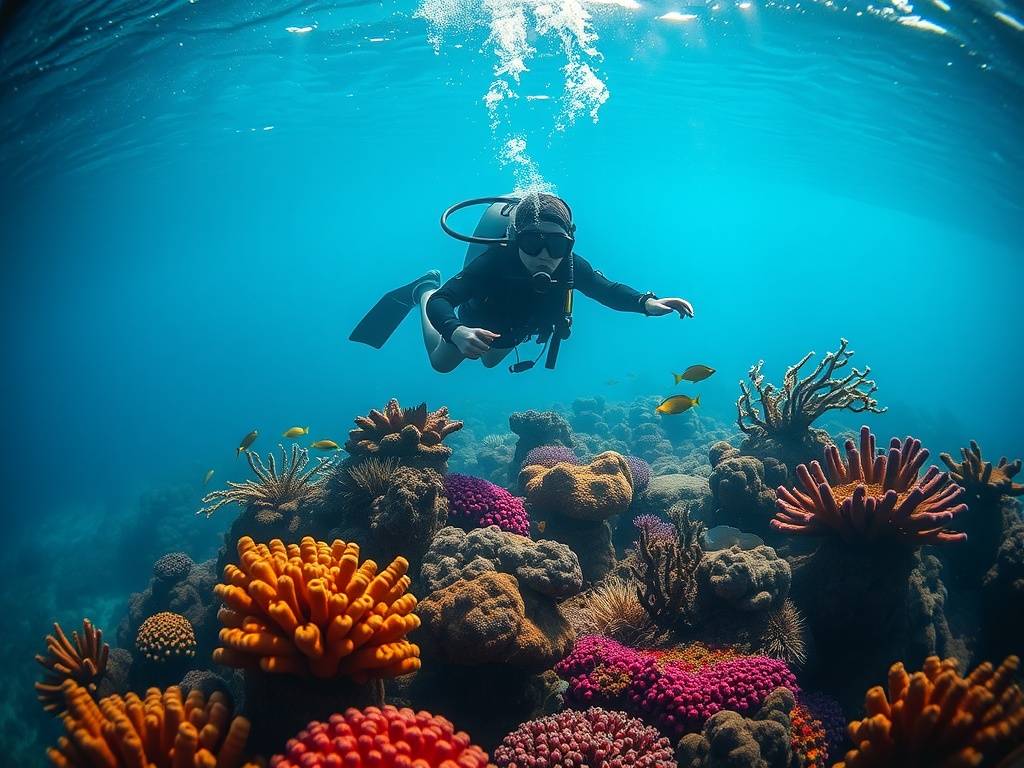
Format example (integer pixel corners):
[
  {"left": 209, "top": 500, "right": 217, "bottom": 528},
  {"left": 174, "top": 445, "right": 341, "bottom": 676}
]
[
  {"left": 632, "top": 514, "right": 674, "bottom": 541},
  {"left": 523, "top": 445, "right": 579, "bottom": 469},
  {"left": 773, "top": 426, "right": 968, "bottom": 544},
  {"left": 269, "top": 706, "right": 491, "bottom": 768},
  {"left": 493, "top": 707, "right": 673, "bottom": 767},
  {"left": 555, "top": 635, "right": 798, "bottom": 739},
  {"left": 444, "top": 473, "right": 531, "bottom": 537}
]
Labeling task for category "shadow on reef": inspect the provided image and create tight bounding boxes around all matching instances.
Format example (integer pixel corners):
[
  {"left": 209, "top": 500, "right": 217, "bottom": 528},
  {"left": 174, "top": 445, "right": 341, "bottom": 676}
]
[{"left": 23, "top": 374, "right": 1024, "bottom": 767}]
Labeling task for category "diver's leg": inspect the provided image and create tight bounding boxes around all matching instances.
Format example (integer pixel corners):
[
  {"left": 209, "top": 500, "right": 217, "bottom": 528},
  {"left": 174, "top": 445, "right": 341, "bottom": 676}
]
[
  {"left": 481, "top": 346, "right": 514, "bottom": 368},
  {"left": 419, "top": 288, "right": 466, "bottom": 373}
]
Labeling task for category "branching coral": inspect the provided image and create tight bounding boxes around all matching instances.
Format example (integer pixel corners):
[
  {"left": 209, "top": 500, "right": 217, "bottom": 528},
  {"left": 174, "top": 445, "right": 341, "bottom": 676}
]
[
  {"left": 774, "top": 426, "right": 968, "bottom": 544},
  {"left": 213, "top": 536, "right": 421, "bottom": 681},
  {"left": 940, "top": 441, "right": 1024, "bottom": 507},
  {"left": 136, "top": 612, "right": 197, "bottom": 663},
  {"left": 737, "top": 338, "right": 885, "bottom": 440},
  {"left": 48, "top": 681, "right": 251, "bottom": 768},
  {"left": 836, "top": 655, "right": 1024, "bottom": 768},
  {"left": 631, "top": 504, "right": 705, "bottom": 632},
  {"left": 344, "top": 398, "right": 462, "bottom": 464},
  {"left": 36, "top": 620, "right": 110, "bottom": 715},
  {"left": 199, "top": 444, "right": 328, "bottom": 518}
]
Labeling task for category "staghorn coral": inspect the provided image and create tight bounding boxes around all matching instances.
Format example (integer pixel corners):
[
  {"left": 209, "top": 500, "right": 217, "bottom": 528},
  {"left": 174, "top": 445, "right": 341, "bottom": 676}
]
[
  {"left": 675, "top": 687, "right": 800, "bottom": 768},
  {"left": 213, "top": 535, "right": 421, "bottom": 681},
  {"left": 48, "top": 680, "right": 251, "bottom": 768},
  {"left": 737, "top": 338, "right": 885, "bottom": 442},
  {"left": 940, "top": 441, "right": 1024, "bottom": 508},
  {"left": 136, "top": 612, "right": 197, "bottom": 663},
  {"left": 632, "top": 504, "right": 705, "bottom": 632},
  {"left": 774, "top": 426, "right": 968, "bottom": 544},
  {"left": 444, "top": 473, "right": 531, "bottom": 537},
  {"left": 836, "top": 655, "right": 1024, "bottom": 768},
  {"left": 421, "top": 525, "right": 582, "bottom": 599},
  {"left": 415, "top": 571, "right": 575, "bottom": 669},
  {"left": 559, "top": 577, "right": 656, "bottom": 647},
  {"left": 199, "top": 444, "right": 328, "bottom": 518},
  {"left": 344, "top": 398, "right": 463, "bottom": 465},
  {"left": 267, "top": 706, "right": 491, "bottom": 768},
  {"left": 35, "top": 620, "right": 110, "bottom": 715},
  {"left": 494, "top": 707, "right": 674, "bottom": 767},
  {"left": 696, "top": 545, "right": 791, "bottom": 613},
  {"left": 520, "top": 451, "right": 634, "bottom": 521}
]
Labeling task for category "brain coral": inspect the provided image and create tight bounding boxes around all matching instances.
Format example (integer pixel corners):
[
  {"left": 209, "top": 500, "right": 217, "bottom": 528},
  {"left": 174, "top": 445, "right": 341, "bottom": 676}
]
[
  {"left": 421, "top": 525, "right": 582, "bottom": 599},
  {"left": 443, "top": 473, "right": 530, "bottom": 537},
  {"left": 136, "top": 612, "right": 197, "bottom": 662},
  {"left": 520, "top": 451, "right": 634, "bottom": 521},
  {"left": 268, "top": 706, "right": 490, "bottom": 768},
  {"left": 494, "top": 707, "right": 674, "bottom": 767},
  {"left": 696, "top": 545, "right": 791, "bottom": 613}
]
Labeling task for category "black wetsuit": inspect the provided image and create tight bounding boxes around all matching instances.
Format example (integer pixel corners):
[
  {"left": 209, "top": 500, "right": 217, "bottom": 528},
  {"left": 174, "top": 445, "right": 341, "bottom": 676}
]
[{"left": 426, "top": 246, "right": 653, "bottom": 349}]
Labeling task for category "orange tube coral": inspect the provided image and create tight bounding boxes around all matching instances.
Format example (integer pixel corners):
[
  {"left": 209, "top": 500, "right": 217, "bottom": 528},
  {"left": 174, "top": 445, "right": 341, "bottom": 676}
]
[
  {"left": 35, "top": 620, "right": 109, "bottom": 715},
  {"left": 213, "top": 536, "right": 421, "bottom": 681},
  {"left": 835, "top": 655, "right": 1024, "bottom": 768},
  {"left": 47, "top": 680, "right": 251, "bottom": 768}
]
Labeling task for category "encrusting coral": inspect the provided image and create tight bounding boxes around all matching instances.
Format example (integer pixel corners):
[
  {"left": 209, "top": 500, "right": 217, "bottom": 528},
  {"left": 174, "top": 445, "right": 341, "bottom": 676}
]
[
  {"left": 774, "top": 426, "right": 968, "bottom": 544},
  {"left": 136, "top": 611, "right": 197, "bottom": 663},
  {"left": 47, "top": 680, "right": 251, "bottom": 768},
  {"left": 36, "top": 620, "right": 110, "bottom": 715},
  {"left": 835, "top": 655, "right": 1024, "bottom": 768},
  {"left": 267, "top": 706, "right": 491, "bottom": 768},
  {"left": 344, "top": 398, "right": 463, "bottom": 466},
  {"left": 199, "top": 444, "right": 328, "bottom": 519},
  {"left": 213, "top": 535, "right": 421, "bottom": 681}
]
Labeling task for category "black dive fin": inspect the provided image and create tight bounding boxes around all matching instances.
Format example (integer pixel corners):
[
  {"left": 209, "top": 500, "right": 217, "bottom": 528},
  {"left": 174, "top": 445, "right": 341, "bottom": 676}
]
[{"left": 349, "top": 283, "right": 418, "bottom": 348}]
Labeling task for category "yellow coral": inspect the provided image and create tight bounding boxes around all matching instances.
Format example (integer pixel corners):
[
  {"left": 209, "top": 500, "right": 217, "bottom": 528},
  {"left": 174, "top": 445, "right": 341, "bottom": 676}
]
[
  {"left": 136, "top": 612, "right": 197, "bottom": 662},
  {"left": 35, "top": 620, "right": 109, "bottom": 715},
  {"left": 48, "top": 680, "right": 250, "bottom": 768},
  {"left": 519, "top": 451, "right": 633, "bottom": 520},
  {"left": 213, "top": 536, "right": 421, "bottom": 681},
  {"left": 836, "top": 655, "right": 1024, "bottom": 768}
]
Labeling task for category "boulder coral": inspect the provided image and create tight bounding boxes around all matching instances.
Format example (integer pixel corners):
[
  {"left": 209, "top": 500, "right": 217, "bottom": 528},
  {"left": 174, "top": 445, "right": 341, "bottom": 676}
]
[
  {"left": 696, "top": 545, "right": 791, "bottom": 613},
  {"left": 367, "top": 465, "right": 449, "bottom": 557},
  {"left": 519, "top": 451, "right": 634, "bottom": 521},
  {"left": 443, "top": 473, "right": 530, "bottom": 537},
  {"left": 35, "top": 619, "right": 109, "bottom": 715},
  {"left": 344, "top": 398, "right": 463, "bottom": 466},
  {"left": 213, "top": 536, "right": 420, "bottom": 682},
  {"left": 136, "top": 611, "right": 197, "bottom": 663}
]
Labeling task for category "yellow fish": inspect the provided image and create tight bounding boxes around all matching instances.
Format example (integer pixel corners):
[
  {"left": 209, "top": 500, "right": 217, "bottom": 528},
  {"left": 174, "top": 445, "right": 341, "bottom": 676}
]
[
  {"left": 536, "top": 520, "right": 547, "bottom": 534},
  {"left": 237, "top": 429, "right": 258, "bottom": 456},
  {"left": 203, "top": 469, "right": 215, "bottom": 485},
  {"left": 283, "top": 426, "right": 310, "bottom": 438},
  {"left": 673, "top": 365, "right": 716, "bottom": 384},
  {"left": 656, "top": 394, "right": 701, "bottom": 415},
  {"left": 310, "top": 439, "right": 341, "bottom": 450}
]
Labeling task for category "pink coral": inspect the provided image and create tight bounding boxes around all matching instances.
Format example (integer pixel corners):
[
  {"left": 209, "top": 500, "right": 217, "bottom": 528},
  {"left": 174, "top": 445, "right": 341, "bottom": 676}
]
[
  {"left": 444, "top": 473, "right": 530, "bottom": 537},
  {"left": 493, "top": 707, "right": 673, "bottom": 767},
  {"left": 555, "top": 635, "right": 798, "bottom": 739}
]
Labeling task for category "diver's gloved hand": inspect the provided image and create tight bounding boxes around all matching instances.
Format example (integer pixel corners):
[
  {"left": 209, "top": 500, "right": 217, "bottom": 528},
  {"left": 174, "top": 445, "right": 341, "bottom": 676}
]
[
  {"left": 645, "top": 297, "right": 695, "bottom": 319},
  {"left": 452, "top": 325, "right": 500, "bottom": 358}
]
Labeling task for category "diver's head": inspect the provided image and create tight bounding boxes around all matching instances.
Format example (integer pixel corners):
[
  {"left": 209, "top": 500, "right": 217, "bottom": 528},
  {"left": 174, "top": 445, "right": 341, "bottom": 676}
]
[{"left": 509, "top": 193, "right": 575, "bottom": 277}]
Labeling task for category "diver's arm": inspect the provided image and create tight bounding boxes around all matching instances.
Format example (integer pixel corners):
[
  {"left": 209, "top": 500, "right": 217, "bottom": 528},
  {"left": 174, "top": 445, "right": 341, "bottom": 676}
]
[
  {"left": 425, "top": 267, "right": 486, "bottom": 343},
  {"left": 572, "top": 254, "right": 654, "bottom": 314}
]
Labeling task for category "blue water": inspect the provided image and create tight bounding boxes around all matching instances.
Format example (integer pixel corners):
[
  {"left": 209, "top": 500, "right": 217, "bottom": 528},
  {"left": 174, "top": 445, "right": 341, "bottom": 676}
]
[{"left": 1, "top": 0, "right": 1022, "bottom": 762}]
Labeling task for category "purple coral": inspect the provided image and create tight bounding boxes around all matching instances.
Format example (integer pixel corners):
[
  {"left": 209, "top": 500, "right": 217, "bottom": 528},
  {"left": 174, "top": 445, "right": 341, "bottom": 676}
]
[
  {"left": 443, "top": 473, "right": 531, "bottom": 537},
  {"left": 494, "top": 707, "right": 674, "bottom": 768},
  {"left": 633, "top": 514, "right": 675, "bottom": 542},
  {"left": 523, "top": 444, "right": 580, "bottom": 469},
  {"left": 555, "top": 635, "right": 798, "bottom": 739},
  {"left": 800, "top": 691, "right": 848, "bottom": 760},
  {"left": 624, "top": 456, "right": 651, "bottom": 494}
]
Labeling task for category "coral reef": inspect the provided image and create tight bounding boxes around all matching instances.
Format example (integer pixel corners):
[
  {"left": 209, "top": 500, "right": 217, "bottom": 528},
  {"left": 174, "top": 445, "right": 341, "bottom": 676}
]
[
  {"left": 799, "top": 692, "right": 847, "bottom": 762},
  {"left": 213, "top": 535, "right": 421, "bottom": 681},
  {"left": 522, "top": 444, "right": 580, "bottom": 469},
  {"left": 633, "top": 473, "right": 711, "bottom": 519},
  {"left": 520, "top": 451, "right": 634, "bottom": 521},
  {"left": 836, "top": 655, "right": 1024, "bottom": 768},
  {"left": 556, "top": 636, "right": 799, "bottom": 739},
  {"left": 35, "top": 620, "right": 109, "bottom": 715},
  {"left": 344, "top": 398, "right": 463, "bottom": 467},
  {"left": 367, "top": 465, "right": 449, "bottom": 564},
  {"left": 624, "top": 455, "right": 652, "bottom": 494},
  {"left": 268, "top": 706, "right": 491, "bottom": 768},
  {"left": 559, "top": 577, "right": 658, "bottom": 648},
  {"left": 415, "top": 571, "right": 575, "bottom": 669},
  {"left": 444, "top": 473, "right": 530, "bottom": 536},
  {"left": 774, "top": 426, "right": 968, "bottom": 544},
  {"left": 420, "top": 525, "right": 582, "bottom": 598},
  {"left": 789, "top": 701, "right": 829, "bottom": 767},
  {"left": 632, "top": 504, "right": 705, "bottom": 633},
  {"left": 709, "top": 444, "right": 785, "bottom": 538},
  {"left": 982, "top": 520, "right": 1024, "bottom": 660},
  {"left": 494, "top": 707, "right": 675, "bottom": 767},
  {"left": 675, "top": 687, "right": 800, "bottom": 768},
  {"left": 696, "top": 545, "right": 791, "bottom": 613},
  {"left": 509, "top": 410, "right": 575, "bottom": 481},
  {"left": 940, "top": 441, "right": 1024, "bottom": 509},
  {"left": 136, "top": 611, "right": 197, "bottom": 662},
  {"left": 154, "top": 552, "right": 195, "bottom": 583},
  {"left": 47, "top": 681, "right": 251, "bottom": 768}
]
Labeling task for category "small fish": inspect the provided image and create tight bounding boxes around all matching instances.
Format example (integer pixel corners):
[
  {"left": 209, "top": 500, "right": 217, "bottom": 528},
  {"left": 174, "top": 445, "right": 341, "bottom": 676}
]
[
  {"left": 203, "top": 469, "right": 215, "bottom": 485},
  {"left": 673, "top": 365, "right": 716, "bottom": 384},
  {"left": 536, "top": 521, "right": 547, "bottom": 534},
  {"left": 237, "top": 429, "right": 258, "bottom": 456},
  {"left": 282, "top": 426, "right": 310, "bottom": 438},
  {"left": 604, "top": 378, "right": 620, "bottom": 386},
  {"left": 309, "top": 439, "right": 341, "bottom": 450},
  {"left": 656, "top": 394, "right": 701, "bottom": 415}
]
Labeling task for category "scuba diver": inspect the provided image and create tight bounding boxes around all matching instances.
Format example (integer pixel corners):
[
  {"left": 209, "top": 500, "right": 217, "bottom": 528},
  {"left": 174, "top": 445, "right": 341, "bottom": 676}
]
[{"left": 350, "top": 192, "right": 694, "bottom": 374}]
